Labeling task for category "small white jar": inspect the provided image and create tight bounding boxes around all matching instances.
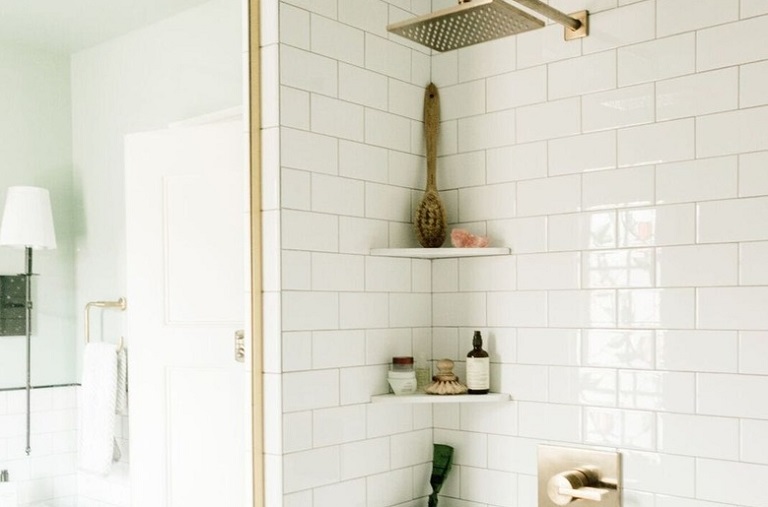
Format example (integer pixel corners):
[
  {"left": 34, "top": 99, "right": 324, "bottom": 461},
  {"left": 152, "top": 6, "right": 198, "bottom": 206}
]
[{"left": 387, "top": 370, "right": 417, "bottom": 395}]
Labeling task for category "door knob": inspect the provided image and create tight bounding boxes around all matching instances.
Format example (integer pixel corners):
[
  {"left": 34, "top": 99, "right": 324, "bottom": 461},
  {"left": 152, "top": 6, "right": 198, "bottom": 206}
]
[{"left": 547, "top": 468, "right": 610, "bottom": 505}]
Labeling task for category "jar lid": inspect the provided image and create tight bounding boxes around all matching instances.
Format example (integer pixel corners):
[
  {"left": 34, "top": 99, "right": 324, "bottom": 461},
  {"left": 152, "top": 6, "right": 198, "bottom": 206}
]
[{"left": 392, "top": 356, "right": 414, "bottom": 365}]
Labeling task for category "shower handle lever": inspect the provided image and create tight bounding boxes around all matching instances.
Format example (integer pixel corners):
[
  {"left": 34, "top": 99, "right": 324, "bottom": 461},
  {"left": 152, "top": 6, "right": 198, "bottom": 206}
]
[
  {"left": 558, "top": 485, "right": 609, "bottom": 502},
  {"left": 547, "top": 468, "right": 613, "bottom": 505}
]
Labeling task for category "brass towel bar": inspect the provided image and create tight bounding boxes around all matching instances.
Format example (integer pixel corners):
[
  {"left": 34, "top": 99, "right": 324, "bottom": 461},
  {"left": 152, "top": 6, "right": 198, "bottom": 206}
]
[{"left": 84, "top": 297, "right": 127, "bottom": 351}]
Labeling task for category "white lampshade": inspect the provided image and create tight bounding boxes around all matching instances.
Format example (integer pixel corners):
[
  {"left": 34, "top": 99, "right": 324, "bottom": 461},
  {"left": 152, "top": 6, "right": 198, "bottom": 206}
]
[{"left": 0, "top": 186, "right": 57, "bottom": 250}]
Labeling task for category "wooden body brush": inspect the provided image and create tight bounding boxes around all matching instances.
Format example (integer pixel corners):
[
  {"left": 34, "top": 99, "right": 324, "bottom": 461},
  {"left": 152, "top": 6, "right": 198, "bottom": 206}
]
[{"left": 415, "top": 83, "right": 447, "bottom": 248}]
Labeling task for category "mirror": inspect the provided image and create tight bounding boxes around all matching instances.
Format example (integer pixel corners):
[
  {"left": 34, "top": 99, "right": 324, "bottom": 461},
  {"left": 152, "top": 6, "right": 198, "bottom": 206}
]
[
  {"left": 0, "top": 0, "right": 243, "bottom": 389},
  {"left": 0, "top": 35, "right": 76, "bottom": 387},
  {"left": 0, "top": 275, "right": 26, "bottom": 336}
]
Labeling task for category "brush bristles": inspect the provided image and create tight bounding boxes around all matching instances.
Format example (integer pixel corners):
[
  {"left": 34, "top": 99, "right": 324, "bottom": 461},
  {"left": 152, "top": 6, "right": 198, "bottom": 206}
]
[{"left": 415, "top": 191, "right": 447, "bottom": 248}]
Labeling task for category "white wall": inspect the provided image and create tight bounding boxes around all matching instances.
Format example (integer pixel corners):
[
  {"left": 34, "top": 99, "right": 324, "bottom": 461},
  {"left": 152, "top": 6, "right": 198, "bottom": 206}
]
[
  {"left": 0, "top": 43, "right": 76, "bottom": 389},
  {"left": 0, "top": 385, "right": 130, "bottom": 507},
  {"left": 0, "top": 386, "right": 79, "bottom": 507},
  {"left": 262, "top": 0, "right": 438, "bottom": 505},
  {"left": 264, "top": 0, "right": 768, "bottom": 506}
]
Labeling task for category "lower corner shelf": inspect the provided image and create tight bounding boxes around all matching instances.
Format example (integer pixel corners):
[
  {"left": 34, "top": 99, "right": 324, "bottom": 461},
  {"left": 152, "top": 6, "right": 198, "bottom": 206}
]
[
  {"left": 370, "top": 392, "right": 511, "bottom": 404},
  {"left": 369, "top": 247, "right": 510, "bottom": 259}
]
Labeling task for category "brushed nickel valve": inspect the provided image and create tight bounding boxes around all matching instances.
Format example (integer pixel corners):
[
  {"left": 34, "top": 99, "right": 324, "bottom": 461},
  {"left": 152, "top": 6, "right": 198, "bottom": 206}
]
[{"left": 538, "top": 445, "right": 621, "bottom": 507}]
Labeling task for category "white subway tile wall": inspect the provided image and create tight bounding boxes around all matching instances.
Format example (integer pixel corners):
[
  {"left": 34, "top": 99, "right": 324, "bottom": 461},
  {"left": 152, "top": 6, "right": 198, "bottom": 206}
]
[
  {"left": 0, "top": 386, "right": 129, "bottom": 507},
  {"left": 264, "top": 0, "right": 768, "bottom": 506}
]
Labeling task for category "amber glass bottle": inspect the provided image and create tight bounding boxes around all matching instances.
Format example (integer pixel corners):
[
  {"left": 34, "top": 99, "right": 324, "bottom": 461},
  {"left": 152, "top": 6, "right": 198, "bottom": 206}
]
[{"left": 466, "top": 330, "right": 489, "bottom": 394}]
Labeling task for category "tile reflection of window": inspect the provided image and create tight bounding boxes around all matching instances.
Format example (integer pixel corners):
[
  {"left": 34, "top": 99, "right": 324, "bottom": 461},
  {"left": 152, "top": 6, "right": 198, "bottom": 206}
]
[
  {"left": 585, "top": 407, "right": 655, "bottom": 450},
  {"left": 601, "top": 96, "right": 652, "bottom": 113},
  {"left": 587, "top": 249, "right": 653, "bottom": 288},
  {"left": 656, "top": 91, "right": 681, "bottom": 111},
  {"left": 577, "top": 368, "right": 616, "bottom": 406},
  {"left": 620, "top": 370, "right": 660, "bottom": 411},
  {"left": 587, "top": 212, "right": 615, "bottom": 249},
  {"left": 618, "top": 208, "right": 656, "bottom": 247},
  {"left": 588, "top": 290, "right": 617, "bottom": 326},
  {"left": 583, "top": 330, "right": 654, "bottom": 369},
  {"left": 618, "top": 289, "right": 668, "bottom": 328},
  {"left": 588, "top": 211, "right": 654, "bottom": 294},
  {"left": 618, "top": 370, "right": 696, "bottom": 413},
  {"left": 550, "top": 366, "right": 616, "bottom": 406}
]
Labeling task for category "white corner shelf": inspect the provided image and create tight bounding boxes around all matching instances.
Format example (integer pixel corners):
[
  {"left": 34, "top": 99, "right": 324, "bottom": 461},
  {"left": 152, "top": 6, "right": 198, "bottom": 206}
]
[
  {"left": 371, "top": 392, "right": 511, "bottom": 404},
  {"left": 369, "top": 247, "right": 511, "bottom": 259}
]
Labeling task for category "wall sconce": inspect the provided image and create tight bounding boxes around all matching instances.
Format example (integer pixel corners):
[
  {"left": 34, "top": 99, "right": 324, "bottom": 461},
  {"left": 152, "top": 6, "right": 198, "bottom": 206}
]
[{"left": 0, "top": 186, "right": 57, "bottom": 455}]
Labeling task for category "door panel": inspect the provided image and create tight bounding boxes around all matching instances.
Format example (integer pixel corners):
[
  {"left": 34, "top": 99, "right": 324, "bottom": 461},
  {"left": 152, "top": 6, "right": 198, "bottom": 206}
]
[
  {"left": 164, "top": 172, "right": 243, "bottom": 324},
  {"left": 125, "top": 120, "right": 247, "bottom": 507},
  {"left": 167, "top": 367, "right": 244, "bottom": 506}
]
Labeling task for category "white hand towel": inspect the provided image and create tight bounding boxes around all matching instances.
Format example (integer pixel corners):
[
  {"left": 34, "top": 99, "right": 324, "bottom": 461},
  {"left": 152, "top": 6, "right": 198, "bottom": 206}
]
[{"left": 78, "top": 342, "right": 118, "bottom": 475}]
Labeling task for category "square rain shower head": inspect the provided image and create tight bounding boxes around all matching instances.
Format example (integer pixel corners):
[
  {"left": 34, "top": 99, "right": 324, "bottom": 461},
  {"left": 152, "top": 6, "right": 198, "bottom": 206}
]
[{"left": 387, "top": 0, "right": 545, "bottom": 52}]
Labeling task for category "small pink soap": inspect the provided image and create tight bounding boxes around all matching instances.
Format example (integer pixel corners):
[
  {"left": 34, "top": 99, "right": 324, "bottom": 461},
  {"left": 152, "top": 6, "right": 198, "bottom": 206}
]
[{"left": 450, "top": 228, "right": 489, "bottom": 248}]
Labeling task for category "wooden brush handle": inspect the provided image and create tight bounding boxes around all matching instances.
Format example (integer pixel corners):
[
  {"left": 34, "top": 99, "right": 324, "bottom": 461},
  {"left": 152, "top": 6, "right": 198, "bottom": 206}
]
[{"left": 424, "top": 83, "right": 440, "bottom": 190}]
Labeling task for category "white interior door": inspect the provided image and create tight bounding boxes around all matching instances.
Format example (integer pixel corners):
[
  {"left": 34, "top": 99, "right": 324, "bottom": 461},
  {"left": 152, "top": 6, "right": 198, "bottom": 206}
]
[{"left": 125, "top": 119, "right": 248, "bottom": 507}]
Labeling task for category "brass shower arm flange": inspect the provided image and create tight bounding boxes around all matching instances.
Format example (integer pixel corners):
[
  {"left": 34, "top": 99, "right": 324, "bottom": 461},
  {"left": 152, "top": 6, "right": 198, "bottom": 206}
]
[{"left": 564, "top": 10, "right": 589, "bottom": 40}]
